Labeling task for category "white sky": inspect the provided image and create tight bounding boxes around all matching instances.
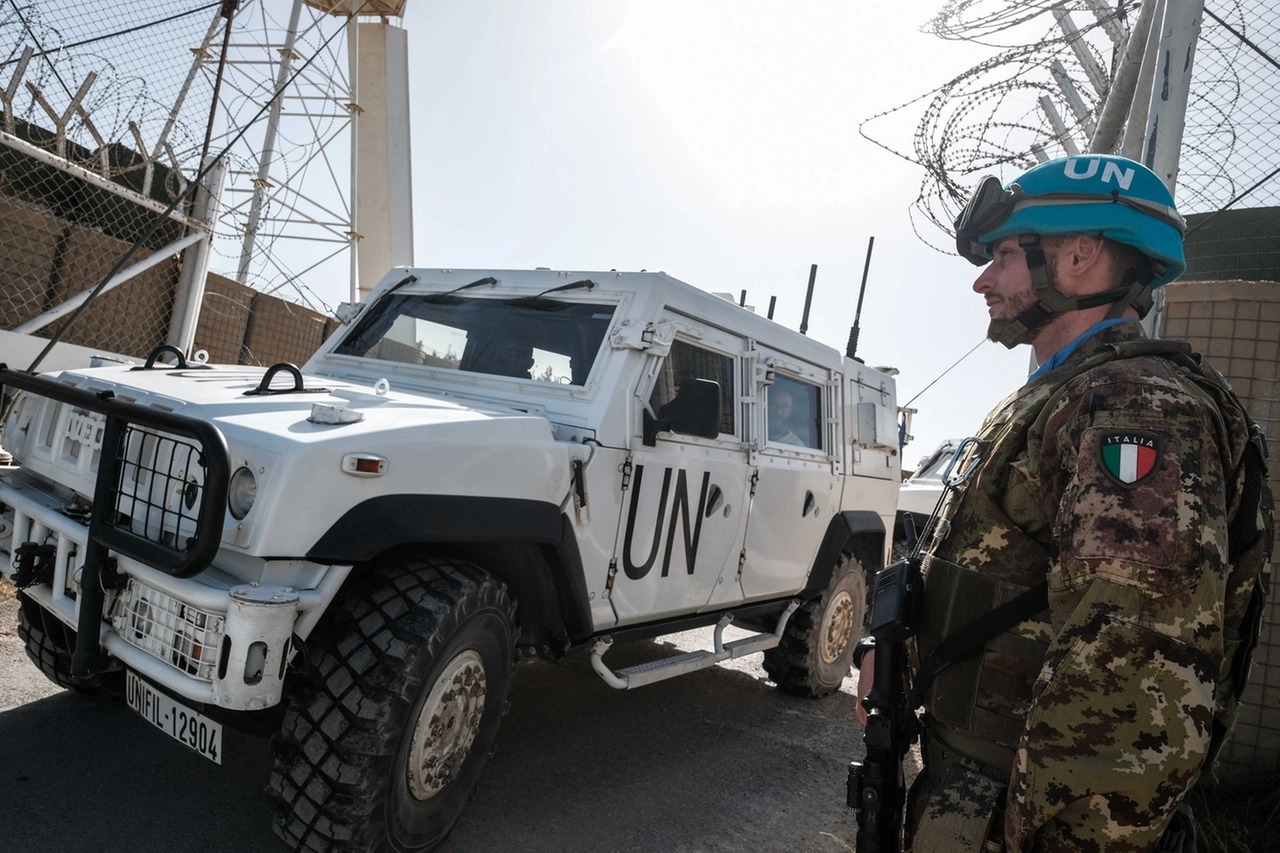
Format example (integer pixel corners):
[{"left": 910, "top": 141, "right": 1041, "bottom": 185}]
[{"left": 385, "top": 0, "right": 1032, "bottom": 465}]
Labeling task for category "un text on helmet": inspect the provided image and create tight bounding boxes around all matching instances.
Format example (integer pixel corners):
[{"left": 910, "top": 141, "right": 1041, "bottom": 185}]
[{"left": 1063, "top": 157, "right": 1134, "bottom": 190}]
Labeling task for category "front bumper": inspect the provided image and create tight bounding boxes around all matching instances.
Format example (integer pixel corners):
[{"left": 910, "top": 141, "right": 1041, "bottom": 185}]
[{"left": 1, "top": 472, "right": 349, "bottom": 710}]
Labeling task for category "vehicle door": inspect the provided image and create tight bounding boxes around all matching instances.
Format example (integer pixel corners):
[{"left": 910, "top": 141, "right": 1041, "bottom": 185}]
[
  {"left": 726, "top": 352, "right": 840, "bottom": 604},
  {"left": 608, "top": 319, "right": 752, "bottom": 625}
]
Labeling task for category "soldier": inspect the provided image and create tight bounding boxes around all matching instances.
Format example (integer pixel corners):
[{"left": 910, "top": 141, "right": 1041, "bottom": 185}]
[
  {"left": 857, "top": 154, "right": 1272, "bottom": 852},
  {"left": 476, "top": 333, "right": 535, "bottom": 378},
  {"left": 768, "top": 385, "right": 806, "bottom": 446}
]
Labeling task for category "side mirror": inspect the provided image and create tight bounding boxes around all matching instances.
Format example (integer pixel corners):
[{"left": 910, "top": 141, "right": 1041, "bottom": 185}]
[{"left": 643, "top": 378, "right": 722, "bottom": 446}]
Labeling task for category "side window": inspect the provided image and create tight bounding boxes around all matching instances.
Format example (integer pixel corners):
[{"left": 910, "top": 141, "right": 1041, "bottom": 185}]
[
  {"left": 649, "top": 339, "right": 736, "bottom": 436},
  {"left": 767, "top": 375, "right": 822, "bottom": 450}
]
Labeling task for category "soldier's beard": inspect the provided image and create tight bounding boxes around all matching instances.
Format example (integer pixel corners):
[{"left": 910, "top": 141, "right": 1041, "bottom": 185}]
[
  {"left": 985, "top": 255, "right": 1067, "bottom": 348},
  {"left": 986, "top": 286, "right": 1041, "bottom": 346}
]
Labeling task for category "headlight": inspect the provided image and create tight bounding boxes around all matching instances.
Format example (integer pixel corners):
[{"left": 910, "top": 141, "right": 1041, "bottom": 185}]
[{"left": 228, "top": 467, "right": 257, "bottom": 519}]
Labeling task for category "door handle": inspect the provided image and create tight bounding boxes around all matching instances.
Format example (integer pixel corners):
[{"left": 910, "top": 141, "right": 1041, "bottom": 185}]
[{"left": 705, "top": 484, "right": 725, "bottom": 518}]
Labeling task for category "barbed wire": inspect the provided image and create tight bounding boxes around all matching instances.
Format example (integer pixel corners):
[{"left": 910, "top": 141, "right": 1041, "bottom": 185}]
[{"left": 861, "top": 0, "right": 1278, "bottom": 255}]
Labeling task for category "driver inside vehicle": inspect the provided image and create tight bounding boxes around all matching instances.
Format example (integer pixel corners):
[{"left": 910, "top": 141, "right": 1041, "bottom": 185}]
[
  {"left": 476, "top": 335, "right": 534, "bottom": 378},
  {"left": 768, "top": 386, "right": 805, "bottom": 446}
]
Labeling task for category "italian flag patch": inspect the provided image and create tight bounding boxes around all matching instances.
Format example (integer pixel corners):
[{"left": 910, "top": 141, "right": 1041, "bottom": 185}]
[{"left": 1100, "top": 432, "right": 1159, "bottom": 485}]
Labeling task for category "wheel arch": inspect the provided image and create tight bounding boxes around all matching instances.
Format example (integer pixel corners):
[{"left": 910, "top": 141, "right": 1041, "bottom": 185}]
[
  {"left": 306, "top": 495, "right": 593, "bottom": 655},
  {"left": 799, "top": 510, "right": 886, "bottom": 599}
]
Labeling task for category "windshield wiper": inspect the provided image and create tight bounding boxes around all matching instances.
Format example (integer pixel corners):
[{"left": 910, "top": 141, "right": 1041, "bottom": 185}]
[
  {"left": 382, "top": 274, "right": 419, "bottom": 298},
  {"left": 423, "top": 276, "right": 499, "bottom": 303},
  {"left": 503, "top": 278, "right": 597, "bottom": 309}
]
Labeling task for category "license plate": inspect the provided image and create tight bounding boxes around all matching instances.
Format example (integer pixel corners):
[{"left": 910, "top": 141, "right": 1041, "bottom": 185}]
[{"left": 126, "top": 671, "right": 223, "bottom": 764}]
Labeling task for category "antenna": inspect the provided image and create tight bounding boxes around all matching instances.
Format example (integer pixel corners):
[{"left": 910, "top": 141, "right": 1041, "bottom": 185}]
[
  {"left": 846, "top": 236, "right": 875, "bottom": 360},
  {"left": 767, "top": 295, "right": 777, "bottom": 320},
  {"left": 800, "top": 264, "right": 817, "bottom": 335},
  {"left": 739, "top": 289, "right": 748, "bottom": 307}
]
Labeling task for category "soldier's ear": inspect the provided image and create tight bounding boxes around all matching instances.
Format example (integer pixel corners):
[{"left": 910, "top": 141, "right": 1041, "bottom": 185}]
[
  {"left": 1055, "top": 235, "right": 1107, "bottom": 290},
  {"left": 1068, "top": 235, "right": 1104, "bottom": 266}
]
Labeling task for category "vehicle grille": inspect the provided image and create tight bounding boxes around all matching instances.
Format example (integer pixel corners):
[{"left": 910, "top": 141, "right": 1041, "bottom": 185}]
[
  {"left": 30, "top": 399, "right": 222, "bottom": 573},
  {"left": 115, "top": 425, "right": 208, "bottom": 550},
  {"left": 111, "top": 577, "right": 225, "bottom": 682}
]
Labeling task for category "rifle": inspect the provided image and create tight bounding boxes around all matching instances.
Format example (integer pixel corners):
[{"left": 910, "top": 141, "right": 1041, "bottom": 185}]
[
  {"left": 847, "top": 437, "right": 984, "bottom": 852},
  {"left": 847, "top": 557, "right": 920, "bottom": 852}
]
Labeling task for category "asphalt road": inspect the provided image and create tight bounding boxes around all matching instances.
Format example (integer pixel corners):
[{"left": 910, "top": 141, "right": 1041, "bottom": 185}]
[{"left": 0, "top": 592, "right": 896, "bottom": 853}]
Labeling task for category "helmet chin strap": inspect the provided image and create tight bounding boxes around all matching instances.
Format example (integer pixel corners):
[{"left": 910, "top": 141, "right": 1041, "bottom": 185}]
[{"left": 986, "top": 234, "right": 1155, "bottom": 349}]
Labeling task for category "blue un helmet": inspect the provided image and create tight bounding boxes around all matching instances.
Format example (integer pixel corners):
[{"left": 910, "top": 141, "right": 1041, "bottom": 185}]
[{"left": 954, "top": 155, "right": 1188, "bottom": 348}]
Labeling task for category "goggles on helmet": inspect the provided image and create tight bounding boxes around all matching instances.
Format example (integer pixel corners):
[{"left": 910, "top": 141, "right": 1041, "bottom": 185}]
[
  {"left": 954, "top": 176, "right": 1015, "bottom": 264},
  {"left": 953, "top": 176, "right": 1187, "bottom": 266}
]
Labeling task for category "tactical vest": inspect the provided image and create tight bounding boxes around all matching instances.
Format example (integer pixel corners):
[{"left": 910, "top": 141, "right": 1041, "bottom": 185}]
[{"left": 913, "top": 336, "right": 1272, "bottom": 769}]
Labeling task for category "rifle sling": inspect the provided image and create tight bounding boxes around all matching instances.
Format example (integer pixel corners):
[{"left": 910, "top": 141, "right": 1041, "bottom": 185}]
[{"left": 906, "top": 581, "right": 1049, "bottom": 711}]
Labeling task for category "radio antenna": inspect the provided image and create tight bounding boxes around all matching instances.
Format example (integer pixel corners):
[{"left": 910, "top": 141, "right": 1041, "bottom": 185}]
[
  {"left": 846, "top": 236, "right": 875, "bottom": 360},
  {"left": 799, "top": 264, "right": 817, "bottom": 335}
]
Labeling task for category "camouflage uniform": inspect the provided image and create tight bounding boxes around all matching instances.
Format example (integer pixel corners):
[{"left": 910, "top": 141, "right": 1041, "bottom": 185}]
[{"left": 908, "top": 321, "right": 1270, "bottom": 853}]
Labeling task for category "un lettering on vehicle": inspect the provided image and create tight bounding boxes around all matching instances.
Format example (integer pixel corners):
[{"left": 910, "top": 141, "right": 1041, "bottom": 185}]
[{"left": 621, "top": 465, "right": 711, "bottom": 580}]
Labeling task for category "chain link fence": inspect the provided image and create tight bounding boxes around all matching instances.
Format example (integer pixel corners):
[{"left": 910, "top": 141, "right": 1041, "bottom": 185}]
[
  {"left": 0, "top": 132, "right": 331, "bottom": 367},
  {"left": 0, "top": 136, "right": 192, "bottom": 360},
  {"left": 1, "top": 0, "right": 221, "bottom": 359},
  {"left": 1181, "top": 2, "right": 1280, "bottom": 283},
  {"left": 1, "top": 0, "right": 351, "bottom": 365},
  {"left": 1182, "top": 2, "right": 1280, "bottom": 216}
]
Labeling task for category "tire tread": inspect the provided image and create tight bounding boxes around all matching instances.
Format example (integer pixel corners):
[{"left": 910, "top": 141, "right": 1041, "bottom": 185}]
[
  {"left": 268, "top": 556, "right": 514, "bottom": 853},
  {"left": 16, "top": 592, "right": 115, "bottom": 696},
  {"left": 762, "top": 555, "right": 865, "bottom": 698}
]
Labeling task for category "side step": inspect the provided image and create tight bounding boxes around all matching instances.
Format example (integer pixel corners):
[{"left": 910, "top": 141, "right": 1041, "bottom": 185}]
[{"left": 590, "top": 601, "right": 800, "bottom": 690}]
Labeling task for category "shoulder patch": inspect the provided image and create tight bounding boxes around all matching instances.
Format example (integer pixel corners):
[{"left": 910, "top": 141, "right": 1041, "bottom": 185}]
[{"left": 1099, "top": 431, "right": 1160, "bottom": 486}]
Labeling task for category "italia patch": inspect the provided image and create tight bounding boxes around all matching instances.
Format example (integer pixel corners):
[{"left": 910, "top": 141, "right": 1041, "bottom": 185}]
[{"left": 1100, "top": 432, "right": 1160, "bottom": 485}]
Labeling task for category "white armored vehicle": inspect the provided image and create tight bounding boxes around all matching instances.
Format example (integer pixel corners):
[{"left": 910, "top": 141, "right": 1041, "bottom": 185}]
[
  {"left": 0, "top": 268, "right": 902, "bottom": 852},
  {"left": 893, "top": 438, "right": 959, "bottom": 559}
]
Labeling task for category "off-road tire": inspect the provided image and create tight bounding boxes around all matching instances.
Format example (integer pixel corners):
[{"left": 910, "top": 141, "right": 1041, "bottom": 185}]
[
  {"left": 269, "top": 557, "right": 516, "bottom": 853},
  {"left": 763, "top": 554, "right": 866, "bottom": 697},
  {"left": 17, "top": 592, "right": 118, "bottom": 697}
]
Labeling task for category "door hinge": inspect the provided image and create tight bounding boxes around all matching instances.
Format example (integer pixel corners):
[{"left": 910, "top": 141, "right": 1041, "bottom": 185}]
[
  {"left": 748, "top": 468, "right": 760, "bottom": 498},
  {"left": 605, "top": 559, "right": 618, "bottom": 596},
  {"left": 737, "top": 548, "right": 747, "bottom": 578},
  {"left": 620, "top": 456, "right": 634, "bottom": 490}
]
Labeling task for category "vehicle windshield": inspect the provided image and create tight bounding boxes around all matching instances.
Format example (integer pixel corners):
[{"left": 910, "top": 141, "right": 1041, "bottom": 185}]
[
  {"left": 333, "top": 293, "right": 616, "bottom": 387},
  {"left": 910, "top": 443, "right": 957, "bottom": 481}
]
